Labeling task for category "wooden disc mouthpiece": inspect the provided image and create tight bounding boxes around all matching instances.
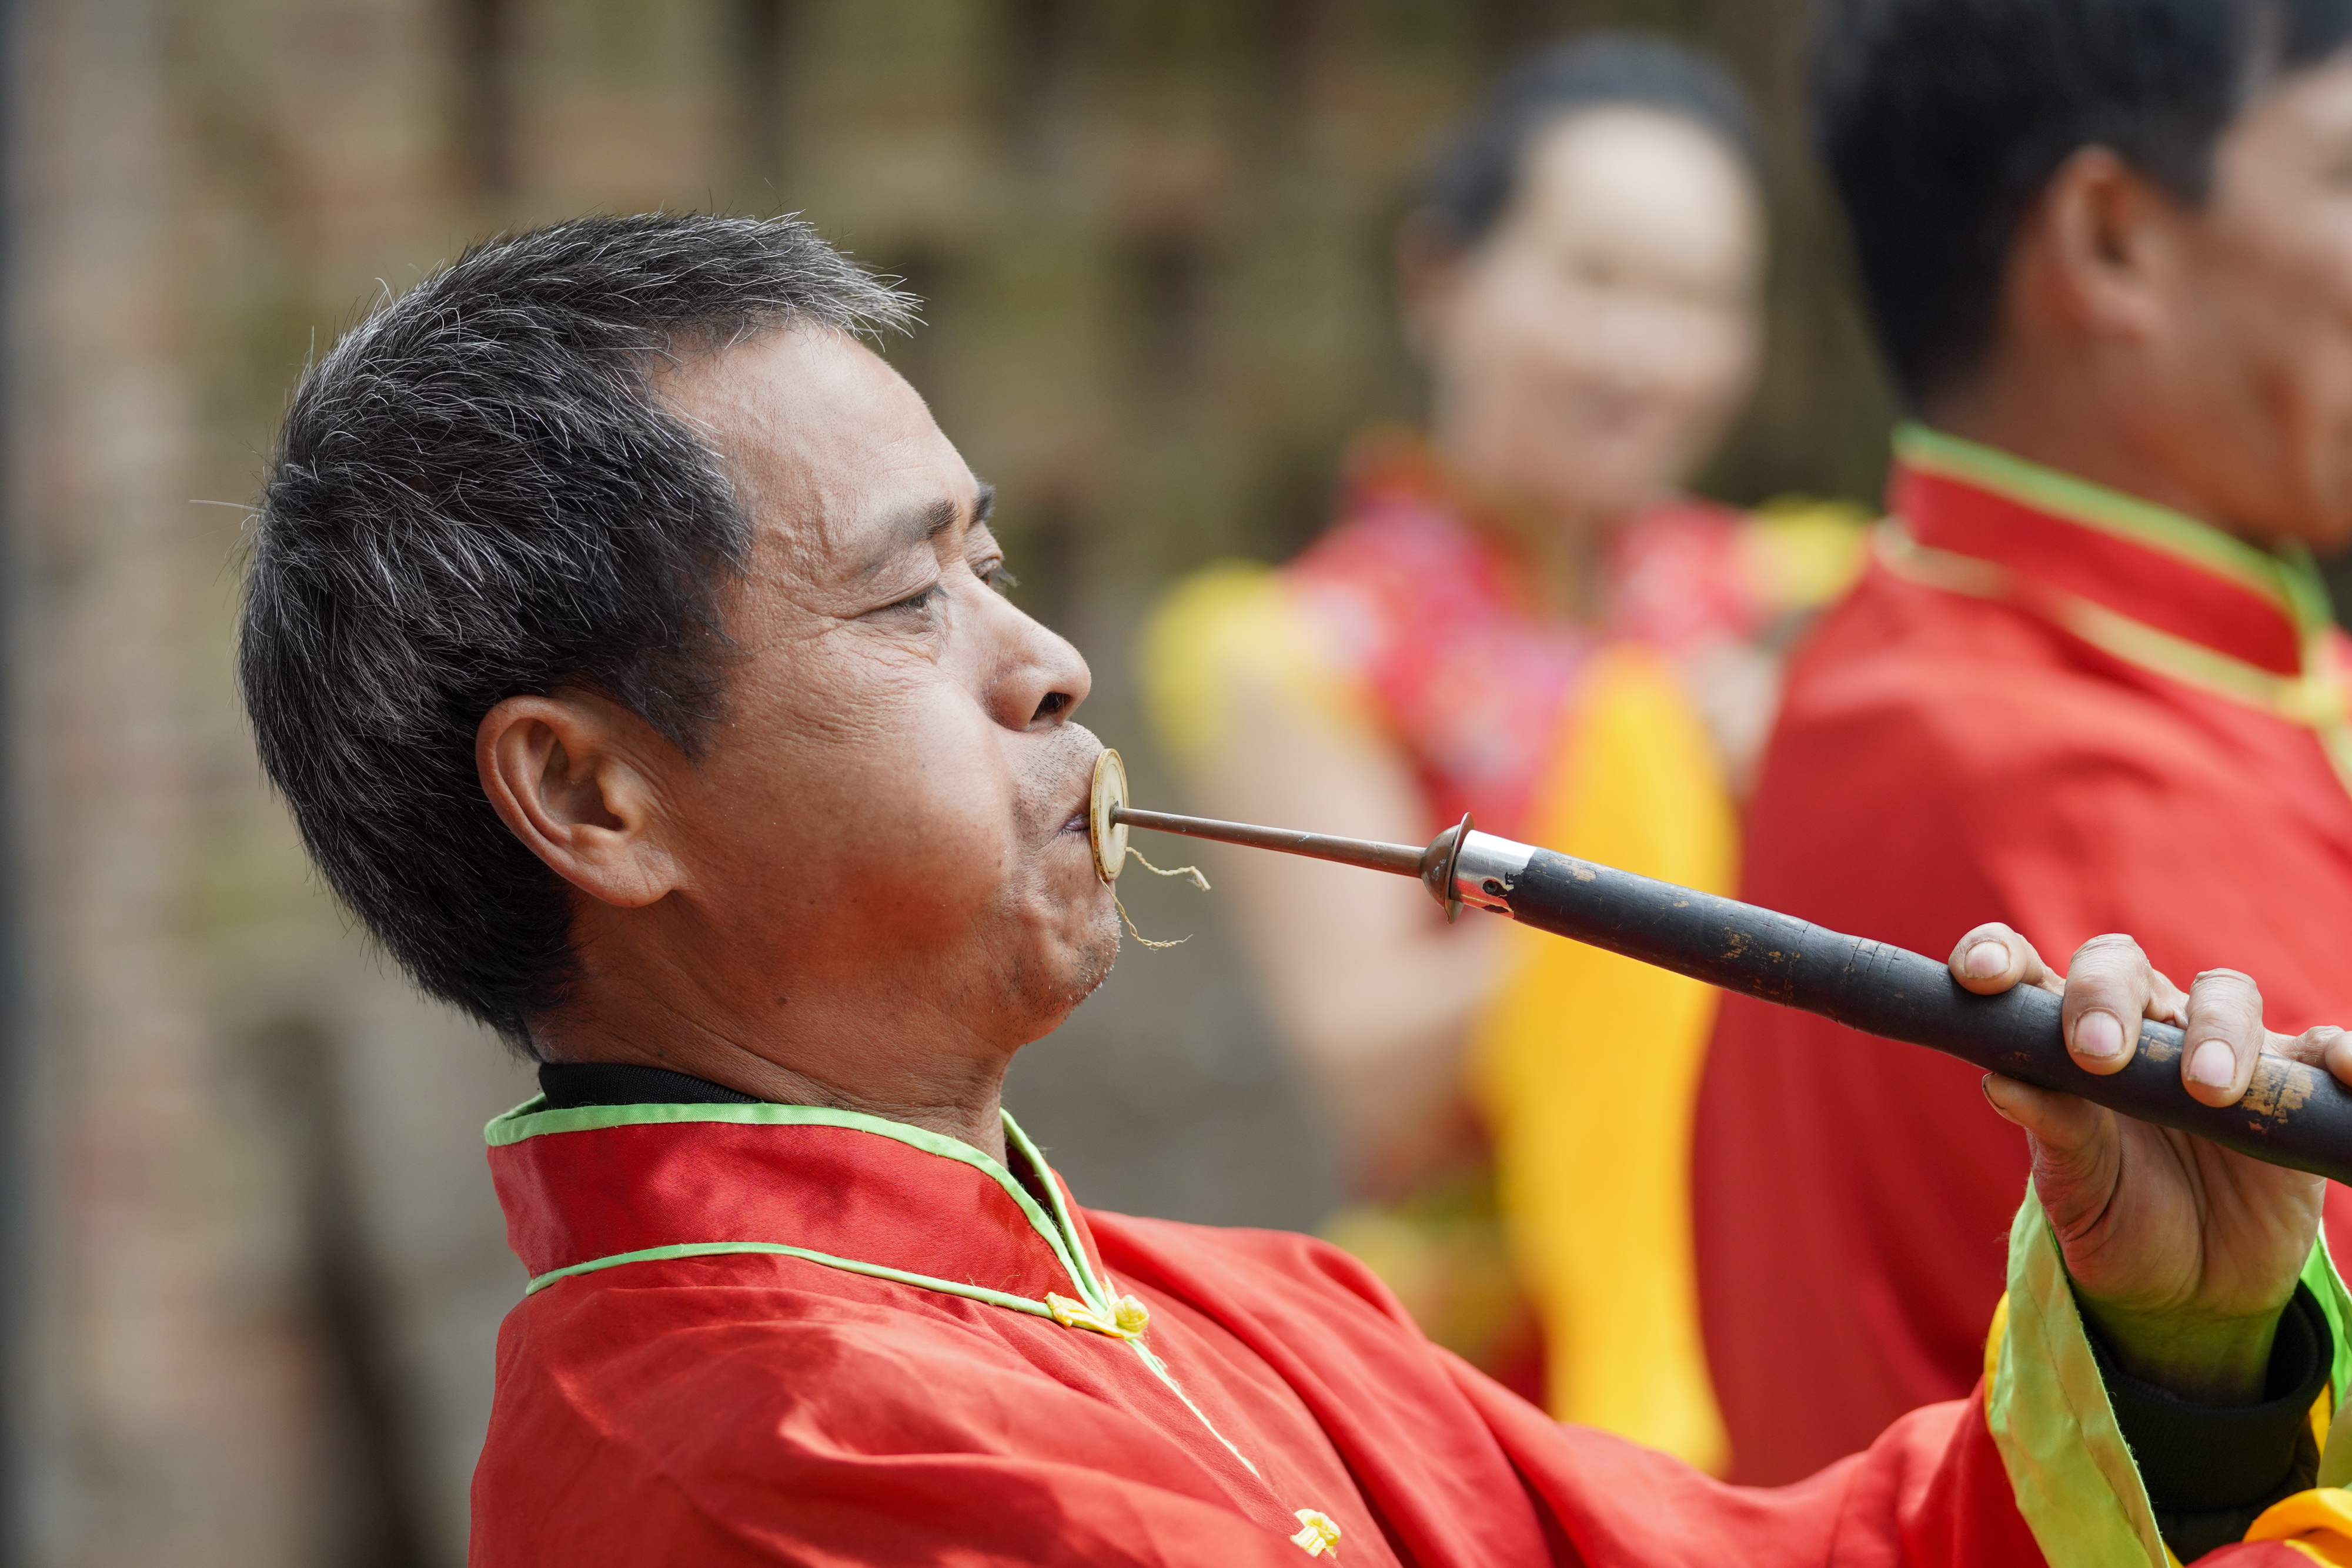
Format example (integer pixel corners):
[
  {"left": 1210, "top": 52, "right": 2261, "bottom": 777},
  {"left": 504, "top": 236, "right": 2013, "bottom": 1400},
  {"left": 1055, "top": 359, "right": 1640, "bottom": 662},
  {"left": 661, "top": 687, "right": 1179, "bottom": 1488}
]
[{"left": 1090, "top": 749, "right": 1130, "bottom": 884}]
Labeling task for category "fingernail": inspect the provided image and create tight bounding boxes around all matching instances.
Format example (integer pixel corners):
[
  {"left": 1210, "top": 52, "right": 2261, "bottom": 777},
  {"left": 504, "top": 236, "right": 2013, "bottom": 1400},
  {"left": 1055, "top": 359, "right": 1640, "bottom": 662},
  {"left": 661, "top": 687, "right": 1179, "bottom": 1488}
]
[
  {"left": 1964, "top": 941, "right": 2009, "bottom": 979},
  {"left": 2189, "top": 1041, "right": 2236, "bottom": 1088},
  {"left": 1980, "top": 1074, "right": 2021, "bottom": 1124},
  {"left": 2075, "top": 1010, "right": 2124, "bottom": 1060}
]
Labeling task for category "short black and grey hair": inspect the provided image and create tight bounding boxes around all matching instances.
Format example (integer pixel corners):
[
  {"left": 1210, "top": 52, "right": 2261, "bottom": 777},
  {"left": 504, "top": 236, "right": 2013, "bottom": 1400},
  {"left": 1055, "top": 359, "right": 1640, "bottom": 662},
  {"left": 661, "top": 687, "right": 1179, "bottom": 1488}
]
[
  {"left": 1422, "top": 31, "right": 1762, "bottom": 248},
  {"left": 240, "top": 213, "right": 913, "bottom": 1047},
  {"left": 1811, "top": 0, "right": 2352, "bottom": 407}
]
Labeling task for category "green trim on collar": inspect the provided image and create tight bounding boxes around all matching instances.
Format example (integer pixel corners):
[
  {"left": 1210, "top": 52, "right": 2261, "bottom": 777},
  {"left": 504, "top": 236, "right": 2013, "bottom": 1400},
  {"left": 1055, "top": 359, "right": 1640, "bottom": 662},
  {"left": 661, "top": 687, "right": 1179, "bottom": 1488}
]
[
  {"left": 520, "top": 1238, "right": 1063, "bottom": 1310},
  {"left": 1006, "top": 1111, "right": 1104, "bottom": 1305},
  {"left": 484, "top": 1096, "right": 1111, "bottom": 1313},
  {"left": 491, "top": 1095, "right": 1274, "bottom": 1485},
  {"left": 1893, "top": 422, "right": 2308, "bottom": 617},
  {"left": 1875, "top": 525, "right": 2348, "bottom": 721},
  {"left": 2279, "top": 541, "right": 2340, "bottom": 645}
]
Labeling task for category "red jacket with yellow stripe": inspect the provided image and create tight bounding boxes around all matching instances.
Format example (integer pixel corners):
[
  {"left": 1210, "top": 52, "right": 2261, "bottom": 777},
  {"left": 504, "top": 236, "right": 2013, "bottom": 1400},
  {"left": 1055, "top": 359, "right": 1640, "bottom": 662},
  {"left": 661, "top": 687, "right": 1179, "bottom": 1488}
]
[{"left": 1697, "top": 425, "right": 2352, "bottom": 1498}]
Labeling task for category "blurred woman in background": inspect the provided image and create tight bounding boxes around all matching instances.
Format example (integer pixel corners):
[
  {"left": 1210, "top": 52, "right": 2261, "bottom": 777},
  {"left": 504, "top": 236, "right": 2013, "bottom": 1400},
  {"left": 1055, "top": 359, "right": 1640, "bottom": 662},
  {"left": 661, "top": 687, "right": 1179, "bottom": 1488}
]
[{"left": 1142, "top": 35, "right": 1860, "bottom": 1472}]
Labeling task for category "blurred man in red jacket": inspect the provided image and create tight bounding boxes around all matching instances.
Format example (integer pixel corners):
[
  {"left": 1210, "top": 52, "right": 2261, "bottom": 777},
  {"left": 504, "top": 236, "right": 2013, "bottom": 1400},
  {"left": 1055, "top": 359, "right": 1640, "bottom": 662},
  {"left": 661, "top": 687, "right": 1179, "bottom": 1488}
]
[{"left": 1697, "top": 0, "right": 2352, "bottom": 1486}]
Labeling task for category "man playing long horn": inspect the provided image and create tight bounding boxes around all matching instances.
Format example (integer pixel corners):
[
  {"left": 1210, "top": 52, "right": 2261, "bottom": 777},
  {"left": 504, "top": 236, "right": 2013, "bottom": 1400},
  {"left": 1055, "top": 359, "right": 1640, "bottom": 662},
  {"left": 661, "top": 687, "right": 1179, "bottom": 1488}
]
[{"left": 244, "top": 213, "right": 2349, "bottom": 1566}]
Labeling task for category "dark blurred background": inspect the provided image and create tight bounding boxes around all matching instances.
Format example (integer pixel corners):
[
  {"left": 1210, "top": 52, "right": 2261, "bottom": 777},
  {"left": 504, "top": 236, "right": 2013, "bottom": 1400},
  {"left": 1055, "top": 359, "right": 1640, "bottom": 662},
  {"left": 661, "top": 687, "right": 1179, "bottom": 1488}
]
[{"left": 6, "top": 2, "right": 1892, "bottom": 1564}]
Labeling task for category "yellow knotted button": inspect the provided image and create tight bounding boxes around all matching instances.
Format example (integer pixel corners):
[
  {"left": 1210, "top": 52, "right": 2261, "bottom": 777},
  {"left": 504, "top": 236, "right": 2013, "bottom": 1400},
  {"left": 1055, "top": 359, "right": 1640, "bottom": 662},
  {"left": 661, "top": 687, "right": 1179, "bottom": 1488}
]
[
  {"left": 1289, "top": 1509, "right": 1341, "bottom": 1557},
  {"left": 2286, "top": 675, "right": 2350, "bottom": 726},
  {"left": 1112, "top": 1294, "right": 1150, "bottom": 1335},
  {"left": 1045, "top": 1292, "right": 1143, "bottom": 1340}
]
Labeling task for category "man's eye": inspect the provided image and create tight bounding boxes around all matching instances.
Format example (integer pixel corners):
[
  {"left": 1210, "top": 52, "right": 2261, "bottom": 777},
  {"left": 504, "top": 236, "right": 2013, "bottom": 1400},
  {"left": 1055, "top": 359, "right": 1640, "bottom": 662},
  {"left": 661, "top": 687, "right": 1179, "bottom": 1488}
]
[
  {"left": 883, "top": 584, "right": 939, "bottom": 615},
  {"left": 980, "top": 560, "right": 1020, "bottom": 596}
]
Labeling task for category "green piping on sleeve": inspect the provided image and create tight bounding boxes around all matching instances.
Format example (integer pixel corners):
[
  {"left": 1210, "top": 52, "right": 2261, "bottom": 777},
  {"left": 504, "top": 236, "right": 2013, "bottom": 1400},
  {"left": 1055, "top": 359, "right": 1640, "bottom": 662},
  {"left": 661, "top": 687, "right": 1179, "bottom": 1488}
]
[
  {"left": 1987, "top": 1189, "right": 2169, "bottom": 1567},
  {"left": 1893, "top": 422, "right": 2297, "bottom": 611},
  {"left": 523, "top": 1238, "right": 1058, "bottom": 1316},
  {"left": 486, "top": 1097, "right": 1106, "bottom": 1311},
  {"left": 2301, "top": 1238, "right": 2352, "bottom": 1409},
  {"left": 1989, "top": 1192, "right": 2348, "bottom": 1566}
]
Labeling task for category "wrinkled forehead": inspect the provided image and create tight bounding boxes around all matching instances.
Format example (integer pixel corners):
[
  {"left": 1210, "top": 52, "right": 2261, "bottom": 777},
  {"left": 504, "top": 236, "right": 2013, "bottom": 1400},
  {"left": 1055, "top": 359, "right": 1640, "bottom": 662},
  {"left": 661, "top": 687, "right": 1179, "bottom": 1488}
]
[{"left": 656, "top": 323, "right": 978, "bottom": 576}]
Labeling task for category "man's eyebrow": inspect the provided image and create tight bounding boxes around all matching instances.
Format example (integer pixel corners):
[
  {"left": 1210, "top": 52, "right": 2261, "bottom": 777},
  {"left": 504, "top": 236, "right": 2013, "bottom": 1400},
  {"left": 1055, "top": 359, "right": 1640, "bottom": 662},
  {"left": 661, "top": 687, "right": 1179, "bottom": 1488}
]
[
  {"left": 856, "top": 483, "right": 1000, "bottom": 577},
  {"left": 857, "top": 489, "right": 983, "bottom": 577}
]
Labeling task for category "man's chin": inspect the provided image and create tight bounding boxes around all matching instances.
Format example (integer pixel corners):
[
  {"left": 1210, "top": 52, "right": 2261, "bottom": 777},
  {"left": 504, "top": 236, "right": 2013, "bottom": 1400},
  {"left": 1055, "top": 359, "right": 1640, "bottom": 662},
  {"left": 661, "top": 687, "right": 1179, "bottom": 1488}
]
[
  {"left": 991, "top": 895, "right": 1121, "bottom": 1044},
  {"left": 1060, "top": 907, "right": 1121, "bottom": 1009}
]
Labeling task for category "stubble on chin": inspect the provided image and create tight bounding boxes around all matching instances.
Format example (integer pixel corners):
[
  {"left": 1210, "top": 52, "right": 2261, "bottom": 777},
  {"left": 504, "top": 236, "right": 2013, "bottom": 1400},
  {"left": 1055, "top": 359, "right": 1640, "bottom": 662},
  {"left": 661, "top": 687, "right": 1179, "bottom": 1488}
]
[
  {"left": 1002, "top": 727, "right": 1123, "bottom": 1019},
  {"left": 1062, "top": 905, "right": 1120, "bottom": 1007},
  {"left": 976, "top": 901, "right": 1119, "bottom": 1043}
]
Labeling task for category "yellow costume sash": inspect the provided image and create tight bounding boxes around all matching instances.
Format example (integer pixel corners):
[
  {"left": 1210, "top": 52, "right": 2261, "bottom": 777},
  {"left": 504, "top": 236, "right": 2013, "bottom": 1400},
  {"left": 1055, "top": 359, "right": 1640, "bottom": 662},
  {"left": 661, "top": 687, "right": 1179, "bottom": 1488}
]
[
  {"left": 1141, "top": 497, "right": 1859, "bottom": 1469},
  {"left": 1468, "top": 646, "right": 1733, "bottom": 1472}
]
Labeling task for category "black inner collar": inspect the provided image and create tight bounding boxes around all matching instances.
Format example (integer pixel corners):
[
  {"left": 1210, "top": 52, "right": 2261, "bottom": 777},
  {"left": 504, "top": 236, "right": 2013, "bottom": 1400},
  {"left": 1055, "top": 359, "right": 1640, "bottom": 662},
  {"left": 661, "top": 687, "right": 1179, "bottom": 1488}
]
[{"left": 537, "top": 1061, "right": 760, "bottom": 1109}]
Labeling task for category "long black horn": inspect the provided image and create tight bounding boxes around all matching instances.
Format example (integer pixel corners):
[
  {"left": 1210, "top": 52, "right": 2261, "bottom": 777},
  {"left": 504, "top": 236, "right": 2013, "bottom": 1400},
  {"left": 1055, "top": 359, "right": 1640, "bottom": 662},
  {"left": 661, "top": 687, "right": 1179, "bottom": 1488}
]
[{"left": 1103, "top": 780, "right": 2352, "bottom": 1186}]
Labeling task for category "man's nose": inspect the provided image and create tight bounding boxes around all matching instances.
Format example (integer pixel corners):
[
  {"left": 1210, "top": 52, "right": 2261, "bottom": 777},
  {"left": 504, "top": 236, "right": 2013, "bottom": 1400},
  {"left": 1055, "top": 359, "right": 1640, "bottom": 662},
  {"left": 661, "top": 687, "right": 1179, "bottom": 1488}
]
[{"left": 983, "top": 594, "right": 1091, "bottom": 730}]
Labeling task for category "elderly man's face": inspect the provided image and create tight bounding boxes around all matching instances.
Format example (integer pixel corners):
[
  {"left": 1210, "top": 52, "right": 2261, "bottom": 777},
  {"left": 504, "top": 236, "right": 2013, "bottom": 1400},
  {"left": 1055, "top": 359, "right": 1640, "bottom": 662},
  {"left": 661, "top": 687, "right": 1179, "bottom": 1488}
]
[{"left": 630, "top": 326, "right": 1116, "bottom": 1058}]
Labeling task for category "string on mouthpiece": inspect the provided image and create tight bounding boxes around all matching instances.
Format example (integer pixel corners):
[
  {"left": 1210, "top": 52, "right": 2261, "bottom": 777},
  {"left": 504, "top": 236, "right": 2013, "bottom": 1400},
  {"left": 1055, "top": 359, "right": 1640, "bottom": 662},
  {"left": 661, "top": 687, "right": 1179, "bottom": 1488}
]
[
  {"left": 1115, "top": 893, "right": 1190, "bottom": 949},
  {"left": 1091, "top": 749, "right": 1211, "bottom": 947},
  {"left": 1128, "top": 850, "right": 1209, "bottom": 891},
  {"left": 1112, "top": 850, "right": 1211, "bottom": 949}
]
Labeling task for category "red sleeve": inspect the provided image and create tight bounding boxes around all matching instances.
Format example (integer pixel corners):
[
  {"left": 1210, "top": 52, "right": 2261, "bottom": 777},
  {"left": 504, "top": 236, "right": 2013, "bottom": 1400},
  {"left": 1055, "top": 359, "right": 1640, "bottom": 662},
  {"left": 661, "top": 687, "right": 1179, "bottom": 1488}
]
[
  {"left": 1447, "top": 1360, "right": 2043, "bottom": 1567},
  {"left": 1098, "top": 1213, "right": 2060, "bottom": 1568}
]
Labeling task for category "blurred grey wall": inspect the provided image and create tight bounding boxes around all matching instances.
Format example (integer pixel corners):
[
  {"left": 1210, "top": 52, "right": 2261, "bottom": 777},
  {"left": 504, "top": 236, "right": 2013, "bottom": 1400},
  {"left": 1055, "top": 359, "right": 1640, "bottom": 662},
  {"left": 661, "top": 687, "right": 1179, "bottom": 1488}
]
[{"left": 5, "top": 2, "right": 1880, "bottom": 1563}]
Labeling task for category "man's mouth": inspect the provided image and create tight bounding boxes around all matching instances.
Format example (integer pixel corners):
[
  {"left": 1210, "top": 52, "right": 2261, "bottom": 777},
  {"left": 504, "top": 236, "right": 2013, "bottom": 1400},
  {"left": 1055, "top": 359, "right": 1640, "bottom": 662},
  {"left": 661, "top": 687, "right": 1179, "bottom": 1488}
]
[
  {"left": 1054, "top": 728, "right": 1104, "bottom": 840},
  {"left": 1060, "top": 785, "right": 1094, "bottom": 839}
]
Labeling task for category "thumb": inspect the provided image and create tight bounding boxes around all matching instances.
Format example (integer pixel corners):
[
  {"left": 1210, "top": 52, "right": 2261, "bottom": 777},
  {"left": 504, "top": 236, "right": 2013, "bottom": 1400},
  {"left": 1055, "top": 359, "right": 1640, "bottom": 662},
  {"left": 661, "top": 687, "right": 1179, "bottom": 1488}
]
[{"left": 1983, "top": 1073, "right": 2120, "bottom": 1233}]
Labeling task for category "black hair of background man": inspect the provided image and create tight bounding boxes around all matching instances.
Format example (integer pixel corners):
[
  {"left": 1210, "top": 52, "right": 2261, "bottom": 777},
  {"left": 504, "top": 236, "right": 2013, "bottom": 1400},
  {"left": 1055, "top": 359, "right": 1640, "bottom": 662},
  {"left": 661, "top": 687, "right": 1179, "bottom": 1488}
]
[{"left": 1810, "top": 0, "right": 2352, "bottom": 409}]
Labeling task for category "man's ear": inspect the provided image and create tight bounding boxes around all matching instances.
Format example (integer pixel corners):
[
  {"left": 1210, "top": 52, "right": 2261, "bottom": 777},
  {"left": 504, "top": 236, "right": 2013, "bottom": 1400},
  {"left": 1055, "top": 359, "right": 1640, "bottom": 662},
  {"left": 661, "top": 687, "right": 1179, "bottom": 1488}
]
[
  {"left": 476, "top": 693, "right": 684, "bottom": 909},
  {"left": 2024, "top": 145, "right": 2186, "bottom": 345}
]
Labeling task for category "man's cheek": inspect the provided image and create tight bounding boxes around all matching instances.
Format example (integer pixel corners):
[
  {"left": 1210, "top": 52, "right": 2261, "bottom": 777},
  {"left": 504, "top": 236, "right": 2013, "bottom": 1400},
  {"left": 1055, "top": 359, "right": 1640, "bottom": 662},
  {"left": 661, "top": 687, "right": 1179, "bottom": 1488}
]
[
  {"left": 744, "top": 767, "right": 1015, "bottom": 941},
  {"left": 874, "top": 794, "right": 1020, "bottom": 929},
  {"left": 1020, "top": 879, "right": 1121, "bottom": 1015},
  {"left": 1030, "top": 846, "right": 1120, "bottom": 959}
]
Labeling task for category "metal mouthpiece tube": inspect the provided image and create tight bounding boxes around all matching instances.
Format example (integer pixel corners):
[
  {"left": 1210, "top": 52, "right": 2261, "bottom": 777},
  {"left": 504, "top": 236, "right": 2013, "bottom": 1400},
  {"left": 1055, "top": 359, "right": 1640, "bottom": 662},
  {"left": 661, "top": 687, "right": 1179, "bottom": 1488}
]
[{"left": 1107, "top": 807, "right": 1422, "bottom": 878}]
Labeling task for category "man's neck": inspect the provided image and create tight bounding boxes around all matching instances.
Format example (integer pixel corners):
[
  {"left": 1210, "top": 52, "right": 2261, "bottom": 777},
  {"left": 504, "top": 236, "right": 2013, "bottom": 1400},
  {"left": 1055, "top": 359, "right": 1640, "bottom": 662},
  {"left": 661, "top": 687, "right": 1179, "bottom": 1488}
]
[
  {"left": 1926, "top": 369, "right": 2231, "bottom": 537},
  {"left": 530, "top": 967, "right": 1014, "bottom": 1164}
]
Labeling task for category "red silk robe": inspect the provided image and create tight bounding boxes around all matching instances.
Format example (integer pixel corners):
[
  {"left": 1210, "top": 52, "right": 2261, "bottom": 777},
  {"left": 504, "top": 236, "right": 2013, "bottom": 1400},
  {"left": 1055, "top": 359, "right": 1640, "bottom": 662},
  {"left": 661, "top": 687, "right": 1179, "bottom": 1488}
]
[
  {"left": 1694, "top": 424, "right": 2352, "bottom": 1485},
  {"left": 466, "top": 1097, "right": 2320, "bottom": 1566}
]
